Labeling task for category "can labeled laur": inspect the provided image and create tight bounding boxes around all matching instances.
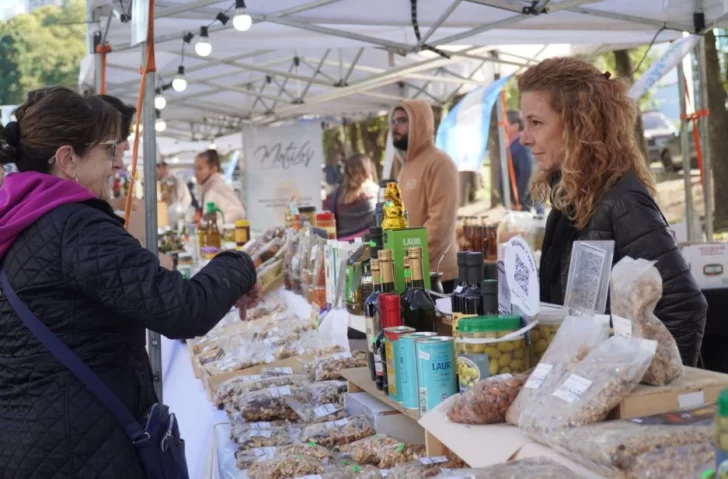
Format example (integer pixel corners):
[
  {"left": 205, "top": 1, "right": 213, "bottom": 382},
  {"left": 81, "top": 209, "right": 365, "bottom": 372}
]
[
  {"left": 416, "top": 336, "right": 457, "bottom": 414},
  {"left": 399, "top": 332, "right": 438, "bottom": 410},
  {"left": 384, "top": 326, "right": 415, "bottom": 402}
]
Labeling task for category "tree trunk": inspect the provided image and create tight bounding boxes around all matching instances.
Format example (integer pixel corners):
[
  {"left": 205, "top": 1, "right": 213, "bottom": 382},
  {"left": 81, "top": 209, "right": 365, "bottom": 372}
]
[
  {"left": 488, "top": 105, "right": 500, "bottom": 208},
  {"left": 613, "top": 49, "right": 649, "bottom": 164},
  {"left": 346, "top": 122, "right": 361, "bottom": 155},
  {"left": 704, "top": 30, "right": 728, "bottom": 230}
]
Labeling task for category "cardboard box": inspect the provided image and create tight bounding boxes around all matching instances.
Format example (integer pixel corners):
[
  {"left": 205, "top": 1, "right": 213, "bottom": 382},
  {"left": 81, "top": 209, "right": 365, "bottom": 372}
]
[
  {"left": 345, "top": 392, "right": 424, "bottom": 445},
  {"left": 610, "top": 366, "right": 728, "bottom": 419},
  {"left": 680, "top": 242, "right": 728, "bottom": 290}
]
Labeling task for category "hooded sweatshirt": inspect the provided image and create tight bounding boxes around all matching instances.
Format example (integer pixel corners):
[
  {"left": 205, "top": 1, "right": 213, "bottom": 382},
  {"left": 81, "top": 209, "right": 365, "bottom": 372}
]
[
  {"left": 199, "top": 172, "right": 246, "bottom": 223},
  {"left": 0, "top": 172, "right": 96, "bottom": 258},
  {"left": 392, "top": 99, "right": 459, "bottom": 282}
]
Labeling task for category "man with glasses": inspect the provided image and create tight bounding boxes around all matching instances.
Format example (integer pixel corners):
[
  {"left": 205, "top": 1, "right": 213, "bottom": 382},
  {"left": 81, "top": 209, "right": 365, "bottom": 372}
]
[{"left": 390, "top": 100, "right": 459, "bottom": 293}]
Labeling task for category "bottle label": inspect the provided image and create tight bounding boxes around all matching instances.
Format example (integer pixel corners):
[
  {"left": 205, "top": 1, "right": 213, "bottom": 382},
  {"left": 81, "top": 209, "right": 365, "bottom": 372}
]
[
  {"left": 365, "top": 317, "right": 375, "bottom": 353},
  {"left": 374, "top": 353, "right": 383, "bottom": 375}
]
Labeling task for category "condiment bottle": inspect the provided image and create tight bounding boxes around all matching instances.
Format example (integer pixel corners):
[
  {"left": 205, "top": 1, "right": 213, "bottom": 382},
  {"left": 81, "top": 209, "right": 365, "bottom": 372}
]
[
  {"left": 234, "top": 219, "right": 250, "bottom": 249},
  {"left": 198, "top": 202, "right": 222, "bottom": 260}
]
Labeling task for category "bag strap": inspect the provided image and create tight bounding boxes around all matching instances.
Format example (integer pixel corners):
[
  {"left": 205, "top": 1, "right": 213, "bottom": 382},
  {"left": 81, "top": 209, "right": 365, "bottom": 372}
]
[{"left": 0, "top": 268, "right": 146, "bottom": 443}]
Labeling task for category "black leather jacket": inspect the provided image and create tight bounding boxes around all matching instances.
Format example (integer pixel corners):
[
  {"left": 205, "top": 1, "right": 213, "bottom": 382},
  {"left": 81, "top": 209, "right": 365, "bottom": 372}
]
[
  {"left": 0, "top": 199, "right": 256, "bottom": 478},
  {"left": 542, "top": 171, "right": 707, "bottom": 366}
]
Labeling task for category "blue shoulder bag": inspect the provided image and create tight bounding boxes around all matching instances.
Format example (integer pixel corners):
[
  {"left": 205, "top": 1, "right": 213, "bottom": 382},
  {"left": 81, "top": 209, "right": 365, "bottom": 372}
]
[{"left": 0, "top": 269, "right": 189, "bottom": 479}]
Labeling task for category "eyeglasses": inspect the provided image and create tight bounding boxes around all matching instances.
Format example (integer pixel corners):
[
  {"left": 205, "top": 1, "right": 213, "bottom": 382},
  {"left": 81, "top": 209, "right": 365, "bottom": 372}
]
[
  {"left": 391, "top": 118, "right": 408, "bottom": 126},
  {"left": 48, "top": 140, "right": 118, "bottom": 165}
]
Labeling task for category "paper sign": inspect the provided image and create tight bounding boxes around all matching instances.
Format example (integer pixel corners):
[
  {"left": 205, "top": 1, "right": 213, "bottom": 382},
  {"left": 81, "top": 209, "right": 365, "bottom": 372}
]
[
  {"left": 243, "top": 124, "right": 324, "bottom": 232},
  {"left": 503, "top": 236, "right": 539, "bottom": 316},
  {"left": 679, "top": 391, "right": 706, "bottom": 409}
]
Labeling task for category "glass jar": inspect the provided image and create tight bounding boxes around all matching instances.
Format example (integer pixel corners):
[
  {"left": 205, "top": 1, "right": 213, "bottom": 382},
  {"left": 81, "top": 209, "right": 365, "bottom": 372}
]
[
  {"left": 315, "top": 211, "right": 337, "bottom": 239},
  {"left": 235, "top": 220, "right": 251, "bottom": 249},
  {"left": 299, "top": 206, "right": 316, "bottom": 227},
  {"left": 221, "top": 224, "right": 236, "bottom": 250},
  {"left": 455, "top": 315, "right": 526, "bottom": 391},
  {"left": 529, "top": 307, "right": 568, "bottom": 365}
]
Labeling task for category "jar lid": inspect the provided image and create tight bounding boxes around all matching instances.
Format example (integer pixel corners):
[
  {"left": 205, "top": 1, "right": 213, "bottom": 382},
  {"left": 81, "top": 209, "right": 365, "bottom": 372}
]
[
  {"left": 457, "top": 315, "right": 520, "bottom": 333},
  {"left": 466, "top": 252, "right": 483, "bottom": 266},
  {"left": 235, "top": 220, "right": 250, "bottom": 227},
  {"left": 718, "top": 388, "right": 728, "bottom": 417},
  {"left": 457, "top": 252, "right": 468, "bottom": 266},
  {"left": 316, "top": 211, "right": 335, "bottom": 221},
  {"left": 299, "top": 206, "right": 316, "bottom": 213}
]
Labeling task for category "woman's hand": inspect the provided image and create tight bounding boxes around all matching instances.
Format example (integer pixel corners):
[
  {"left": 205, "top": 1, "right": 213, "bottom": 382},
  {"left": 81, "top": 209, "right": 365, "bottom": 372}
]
[{"left": 235, "top": 280, "right": 262, "bottom": 321}]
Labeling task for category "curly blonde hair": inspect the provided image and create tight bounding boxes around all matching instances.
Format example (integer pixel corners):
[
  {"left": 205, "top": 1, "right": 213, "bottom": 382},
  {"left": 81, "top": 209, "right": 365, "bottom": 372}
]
[{"left": 518, "top": 57, "right": 656, "bottom": 229}]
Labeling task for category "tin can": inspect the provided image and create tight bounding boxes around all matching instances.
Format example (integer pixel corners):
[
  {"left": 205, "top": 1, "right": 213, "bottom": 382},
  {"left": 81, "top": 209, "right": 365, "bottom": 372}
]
[
  {"left": 399, "top": 332, "right": 438, "bottom": 410},
  {"left": 384, "top": 326, "right": 415, "bottom": 402},
  {"left": 416, "top": 336, "right": 457, "bottom": 415}
]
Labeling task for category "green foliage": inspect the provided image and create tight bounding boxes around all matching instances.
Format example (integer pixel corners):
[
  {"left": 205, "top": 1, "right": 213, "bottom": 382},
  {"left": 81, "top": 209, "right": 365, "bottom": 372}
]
[
  {"left": 0, "top": 0, "right": 86, "bottom": 105},
  {"left": 589, "top": 46, "right": 658, "bottom": 110}
]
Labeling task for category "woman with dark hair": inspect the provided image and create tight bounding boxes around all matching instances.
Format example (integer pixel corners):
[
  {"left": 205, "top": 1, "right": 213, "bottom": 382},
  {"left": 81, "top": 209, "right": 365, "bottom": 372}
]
[
  {"left": 520, "top": 57, "right": 706, "bottom": 366},
  {"left": 0, "top": 86, "right": 260, "bottom": 478},
  {"left": 324, "top": 153, "right": 379, "bottom": 240},
  {"left": 195, "top": 148, "right": 246, "bottom": 222}
]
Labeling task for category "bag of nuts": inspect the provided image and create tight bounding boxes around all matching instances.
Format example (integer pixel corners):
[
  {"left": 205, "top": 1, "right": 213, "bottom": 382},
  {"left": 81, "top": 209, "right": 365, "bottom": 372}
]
[
  {"left": 339, "top": 435, "right": 426, "bottom": 468},
  {"left": 447, "top": 372, "right": 530, "bottom": 425},
  {"left": 247, "top": 453, "right": 324, "bottom": 479},
  {"left": 434, "top": 457, "right": 585, "bottom": 479},
  {"left": 300, "top": 415, "right": 376, "bottom": 449},
  {"left": 307, "top": 351, "right": 369, "bottom": 381},
  {"left": 235, "top": 442, "right": 331, "bottom": 470},
  {"left": 234, "top": 385, "right": 312, "bottom": 422},
  {"left": 519, "top": 336, "right": 656, "bottom": 434},
  {"left": 386, "top": 456, "right": 467, "bottom": 479},
  {"left": 505, "top": 315, "right": 609, "bottom": 426},
  {"left": 631, "top": 442, "right": 714, "bottom": 479},
  {"left": 235, "top": 422, "right": 302, "bottom": 451},
  {"left": 610, "top": 256, "right": 684, "bottom": 386}
]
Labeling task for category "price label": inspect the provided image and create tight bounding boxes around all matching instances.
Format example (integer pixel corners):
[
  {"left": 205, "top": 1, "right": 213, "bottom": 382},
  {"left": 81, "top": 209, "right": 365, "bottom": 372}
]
[
  {"left": 250, "top": 430, "right": 273, "bottom": 438},
  {"left": 332, "top": 352, "right": 352, "bottom": 360},
  {"left": 612, "top": 315, "right": 633, "bottom": 339},
  {"left": 252, "top": 447, "right": 276, "bottom": 459},
  {"left": 524, "top": 363, "right": 553, "bottom": 390},
  {"left": 490, "top": 374, "right": 513, "bottom": 381},
  {"left": 314, "top": 404, "right": 338, "bottom": 417},
  {"left": 274, "top": 367, "right": 293, "bottom": 374},
  {"left": 553, "top": 374, "right": 592, "bottom": 403},
  {"left": 419, "top": 456, "right": 448, "bottom": 465},
  {"left": 270, "top": 386, "right": 291, "bottom": 398},
  {"left": 250, "top": 422, "right": 271, "bottom": 430}
]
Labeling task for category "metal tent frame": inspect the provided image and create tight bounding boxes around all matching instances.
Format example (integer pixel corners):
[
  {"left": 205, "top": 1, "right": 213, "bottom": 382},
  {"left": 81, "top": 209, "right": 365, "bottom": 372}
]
[{"left": 84, "top": 0, "right": 727, "bottom": 400}]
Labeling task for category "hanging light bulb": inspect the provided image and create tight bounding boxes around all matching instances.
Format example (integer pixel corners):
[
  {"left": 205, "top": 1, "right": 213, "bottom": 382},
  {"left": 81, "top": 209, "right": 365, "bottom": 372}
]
[
  {"left": 195, "top": 26, "right": 212, "bottom": 57},
  {"left": 155, "top": 119, "right": 167, "bottom": 132},
  {"left": 154, "top": 89, "right": 167, "bottom": 110},
  {"left": 233, "top": 0, "right": 252, "bottom": 32},
  {"left": 172, "top": 65, "right": 187, "bottom": 92},
  {"left": 208, "top": 139, "right": 217, "bottom": 150}
]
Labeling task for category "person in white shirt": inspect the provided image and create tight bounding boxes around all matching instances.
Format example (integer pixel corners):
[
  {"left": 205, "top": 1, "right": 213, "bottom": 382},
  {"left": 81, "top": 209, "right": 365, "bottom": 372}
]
[{"left": 194, "top": 149, "right": 246, "bottom": 222}]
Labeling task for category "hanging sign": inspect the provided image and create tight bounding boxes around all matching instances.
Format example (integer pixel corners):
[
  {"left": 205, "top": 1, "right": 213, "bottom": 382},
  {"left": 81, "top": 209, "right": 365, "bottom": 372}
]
[
  {"left": 629, "top": 34, "right": 699, "bottom": 100},
  {"left": 243, "top": 124, "right": 324, "bottom": 231}
]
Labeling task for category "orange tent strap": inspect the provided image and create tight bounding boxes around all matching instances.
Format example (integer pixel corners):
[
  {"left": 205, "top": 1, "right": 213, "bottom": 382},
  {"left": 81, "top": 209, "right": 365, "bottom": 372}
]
[
  {"left": 123, "top": 0, "right": 156, "bottom": 228},
  {"left": 95, "top": 43, "right": 112, "bottom": 94}
]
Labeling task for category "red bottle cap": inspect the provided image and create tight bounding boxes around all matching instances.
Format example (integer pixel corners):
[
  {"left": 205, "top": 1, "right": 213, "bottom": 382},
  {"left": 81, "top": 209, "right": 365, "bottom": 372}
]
[{"left": 379, "top": 293, "right": 402, "bottom": 328}]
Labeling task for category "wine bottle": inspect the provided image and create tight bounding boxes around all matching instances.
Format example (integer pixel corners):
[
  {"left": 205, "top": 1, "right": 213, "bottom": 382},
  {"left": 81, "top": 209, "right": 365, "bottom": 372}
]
[
  {"left": 378, "top": 249, "right": 395, "bottom": 294},
  {"left": 400, "top": 256, "right": 413, "bottom": 317},
  {"left": 461, "top": 252, "right": 485, "bottom": 317},
  {"left": 402, "top": 247, "right": 437, "bottom": 332},
  {"left": 377, "top": 293, "right": 401, "bottom": 394},
  {"left": 364, "top": 259, "right": 382, "bottom": 382},
  {"left": 482, "top": 279, "right": 498, "bottom": 315}
]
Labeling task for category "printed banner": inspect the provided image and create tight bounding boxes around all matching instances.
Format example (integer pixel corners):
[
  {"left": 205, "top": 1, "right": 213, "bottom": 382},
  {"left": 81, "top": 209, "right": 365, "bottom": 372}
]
[
  {"left": 243, "top": 124, "right": 323, "bottom": 231},
  {"left": 435, "top": 75, "right": 511, "bottom": 172},
  {"left": 629, "top": 34, "right": 699, "bottom": 100}
]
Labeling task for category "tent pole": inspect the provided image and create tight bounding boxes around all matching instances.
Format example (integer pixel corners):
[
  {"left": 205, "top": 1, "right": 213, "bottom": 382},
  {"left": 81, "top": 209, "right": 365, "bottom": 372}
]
[
  {"left": 141, "top": 42, "right": 163, "bottom": 401},
  {"left": 496, "top": 92, "right": 512, "bottom": 211},
  {"left": 677, "top": 60, "right": 695, "bottom": 241},
  {"left": 698, "top": 35, "right": 714, "bottom": 241}
]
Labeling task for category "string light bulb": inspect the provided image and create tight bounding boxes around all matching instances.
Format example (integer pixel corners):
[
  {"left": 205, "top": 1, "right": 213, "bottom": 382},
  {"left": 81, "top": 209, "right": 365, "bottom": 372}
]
[
  {"left": 154, "top": 90, "right": 167, "bottom": 110},
  {"left": 233, "top": 0, "right": 252, "bottom": 32},
  {"left": 195, "top": 26, "right": 212, "bottom": 57},
  {"left": 172, "top": 65, "right": 187, "bottom": 92},
  {"left": 155, "top": 110, "right": 166, "bottom": 132}
]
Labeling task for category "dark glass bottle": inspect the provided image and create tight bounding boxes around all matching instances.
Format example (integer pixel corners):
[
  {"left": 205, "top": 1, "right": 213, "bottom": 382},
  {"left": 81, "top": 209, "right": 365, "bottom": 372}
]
[
  {"left": 378, "top": 249, "right": 396, "bottom": 294},
  {"left": 358, "top": 234, "right": 374, "bottom": 312},
  {"left": 377, "top": 293, "right": 401, "bottom": 394},
  {"left": 364, "top": 259, "right": 382, "bottom": 382},
  {"left": 482, "top": 279, "right": 499, "bottom": 315},
  {"left": 402, "top": 247, "right": 437, "bottom": 332},
  {"left": 461, "top": 252, "right": 485, "bottom": 316},
  {"left": 450, "top": 252, "right": 469, "bottom": 332},
  {"left": 400, "top": 256, "right": 413, "bottom": 318},
  {"left": 374, "top": 330, "right": 386, "bottom": 391}
]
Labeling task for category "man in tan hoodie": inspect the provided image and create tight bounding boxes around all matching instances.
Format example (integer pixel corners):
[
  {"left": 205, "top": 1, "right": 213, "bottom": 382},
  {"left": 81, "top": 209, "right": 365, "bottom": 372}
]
[{"left": 391, "top": 99, "right": 459, "bottom": 291}]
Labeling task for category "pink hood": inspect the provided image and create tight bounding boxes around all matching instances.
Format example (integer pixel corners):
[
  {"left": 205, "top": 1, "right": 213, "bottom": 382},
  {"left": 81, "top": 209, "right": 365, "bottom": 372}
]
[{"left": 0, "top": 172, "right": 96, "bottom": 259}]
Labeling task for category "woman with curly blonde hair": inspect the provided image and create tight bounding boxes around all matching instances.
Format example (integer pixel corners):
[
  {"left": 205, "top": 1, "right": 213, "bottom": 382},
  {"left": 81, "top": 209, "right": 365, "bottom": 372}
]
[{"left": 520, "top": 57, "right": 706, "bottom": 366}]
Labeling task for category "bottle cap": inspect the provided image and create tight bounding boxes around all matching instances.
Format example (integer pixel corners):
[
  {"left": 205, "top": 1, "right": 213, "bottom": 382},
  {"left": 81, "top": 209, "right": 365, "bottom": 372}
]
[
  {"left": 316, "top": 211, "right": 335, "bottom": 221},
  {"left": 378, "top": 293, "right": 402, "bottom": 328},
  {"left": 370, "top": 259, "right": 380, "bottom": 269},
  {"left": 466, "top": 252, "right": 483, "bottom": 266},
  {"left": 235, "top": 220, "right": 249, "bottom": 227},
  {"left": 379, "top": 178, "right": 397, "bottom": 188},
  {"left": 407, "top": 247, "right": 422, "bottom": 258},
  {"left": 378, "top": 249, "right": 392, "bottom": 261},
  {"left": 205, "top": 201, "right": 216, "bottom": 214},
  {"left": 458, "top": 315, "right": 520, "bottom": 333},
  {"left": 299, "top": 206, "right": 316, "bottom": 213},
  {"left": 457, "top": 252, "right": 468, "bottom": 266}
]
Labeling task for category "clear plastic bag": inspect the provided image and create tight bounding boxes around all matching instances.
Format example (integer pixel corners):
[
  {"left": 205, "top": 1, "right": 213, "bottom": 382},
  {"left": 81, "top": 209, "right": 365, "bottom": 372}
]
[
  {"left": 563, "top": 240, "right": 615, "bottom": 316},
  {"left": 300, "top": 415, "right": 376, "bottom": 448},
  {"left": 237, "top": 442, "right": 332, "bottom": 469},
  {"left": 447, "top": 372, "right": 529, "bottom": 425},
  {"left": 307, "top": 351, "right": 369, "bottom": 381},
  {"left": 309, "top": 380, "right": 348, "bottom": 406},
  {"left": 339, "top": 435, "right": 426, "bottom": 468},
  {"left": 519, "top": 336, "right": 656, "bottom": 434},
  {"left": 387, "top": 457, "right": 467, "bottom": 479},
  {"left": 506, "top": 315, "right": 610, "bottom": 426},
  {"left": 318, "top": 464, "right": 383, "bottom": 479},
  {"left": 631, "top": 442, "right": 714, "bottom": 479},
  {"left": 610, "top": 256, "right": 684, "bottom": 386},
  {"left": 434, "top": 457, "right": 584, "bottom": 479},
  {"left": 286, "top": 400, "right": 347, "bottom": 424},
  {"left": 215, "top": 374, "right": 309, "bottom": 410},
  {"left": 234, "top": 385, "right": 312, "bottom": 422},
  {"left": 532, "top": 412, "right": 714, "bottom": 476},
  {"left": 247, "top": 453, "right": 324, "bottom": 479},
  {"left": 234, "top": 421, "right": 302, "bottom": 451}
]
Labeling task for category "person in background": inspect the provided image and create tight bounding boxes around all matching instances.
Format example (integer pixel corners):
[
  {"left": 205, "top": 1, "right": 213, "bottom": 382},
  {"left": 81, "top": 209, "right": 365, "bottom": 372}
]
[
  {"left": 390, "top": 100, "right": 459, "bottom": 293},
  {"left": 158, "top": 160, "right": 192, "bottom": 211},
  {"left": 324, "top": 153, "right": 379, "bottom": 240},
  {"left": 521, "top": 57, "right": 706, "bottom": 366},
  {"left": 498, "top": 110, "right": 539, "bottom": 212},
  {"left": 194, "top": 149, "right": 246, "bottom": 222},
  {"left": 0, "top": 86, "right": 260, "bottom": 478}
]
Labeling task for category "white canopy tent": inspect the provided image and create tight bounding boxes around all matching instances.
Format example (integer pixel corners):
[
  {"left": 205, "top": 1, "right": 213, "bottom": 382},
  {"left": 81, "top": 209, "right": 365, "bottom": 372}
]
[{"left": 86, "top": 0, "right": 728, "bottom": 405}]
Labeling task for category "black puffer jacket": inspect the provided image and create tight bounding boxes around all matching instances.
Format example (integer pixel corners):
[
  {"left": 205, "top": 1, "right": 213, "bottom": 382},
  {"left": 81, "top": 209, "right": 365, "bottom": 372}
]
[
  {"left": 542, "top": 171, "right": 707, "bottom": 366},
  {"left": 0, "top": 199, "right": 256, "bottom": 478}
]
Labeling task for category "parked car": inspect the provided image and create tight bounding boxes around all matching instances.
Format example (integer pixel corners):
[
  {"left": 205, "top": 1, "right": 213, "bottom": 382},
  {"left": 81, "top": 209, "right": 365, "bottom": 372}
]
[{"left": 642, "top": 110, "right": 698, "bottom": 172}]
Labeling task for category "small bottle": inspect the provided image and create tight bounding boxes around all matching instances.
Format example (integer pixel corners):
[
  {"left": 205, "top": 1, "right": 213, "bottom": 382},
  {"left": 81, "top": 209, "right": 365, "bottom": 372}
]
[
  {"left": 482, "top": 279, "right": 498, "bottom": 315},
  {"left": 378, "top": 249, "right": 396, "bottom": 294},
  {"left": 364, "top": 259, "right": 382, "bottom": 382},
  {"left": 402, "top": 247, "right": 437, "bottom": 332},
  {"left": 235, "top": 220, "right": 250, "bottom": 249},
  {"left": 400, "top": 256, "right": 413, "bottom": 318},
  {"left": 198, "top": 202, "right": 221, "bottom": 260},
  {"left": 451, "top": 252, "right": 469, "bottom": 332}
]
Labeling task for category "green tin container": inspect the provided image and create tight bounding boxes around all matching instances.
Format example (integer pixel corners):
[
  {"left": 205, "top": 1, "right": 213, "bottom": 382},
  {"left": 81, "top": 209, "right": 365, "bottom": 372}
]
[
  {"left": 384, "top": 326, "right": 415, "bottom": 402},
  {"left": 400, "top": 332, "right": 438, "bottom": 410},
  {"left": 416, "top": 336, "right": 457, "bottom": 415}
]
